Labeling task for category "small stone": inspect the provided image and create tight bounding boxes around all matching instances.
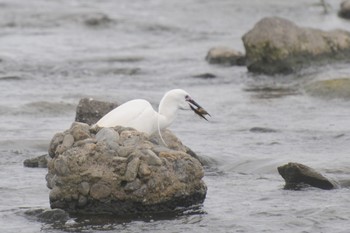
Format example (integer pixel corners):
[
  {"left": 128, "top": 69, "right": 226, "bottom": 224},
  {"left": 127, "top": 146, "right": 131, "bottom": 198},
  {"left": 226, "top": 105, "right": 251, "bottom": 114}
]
[
  {"left": 117, "top": 146, "right": 134, "bottom": 157},
  {"left": 124, "top": 157, "right": 140, "bottom": 181},
  {"left": 70, "top": 123, "right": 91, "bottom": 141},
  {"left": 124, "top": 179, "right": 142, "bottom": 192},
  {"left": 96, "top": 127, "right": 119, "bottom": 150},
  {"left": 23, "top": 154, "right": 49, "bottom": 168},
  {"left": 138, "top": 162, "right": 152, "bottom": 177},
  {"left": 78, "top": 195, "right": 88, "bottom": 207},
  {"left": 49, "top": 187, "right": 62, "bottom": 201},
  {"left": 206, "top": 46, "right": 245, "bottom": 66},
  {"left": 62, "top": 134, "right": 74, "bottom": 148},
  {"left": 83, "top": 13, "right": 112, "bottom": 27},
  {"left": 49, "top": 133, "right": 64, "bottom": 158},
  {"left": 90, "top": 183, "right": 111, "bottom": 200},
  {"left": 144, "top": 149, "right": 162, "bottom": 166},
  {"left": 55, "top": 145, "right": 67, "bottom": 155},
  {"left": 54, "top": 158, "right": 70, "bottom": 176},
  {"left": 78, "top": 182, "right": 90, "bottom": 196},
  {"left": 249, "top": 127, "right": 278, "bottom": 133},
  {"left": 192, "top": 73, "right": 217, "bottom": 79}
]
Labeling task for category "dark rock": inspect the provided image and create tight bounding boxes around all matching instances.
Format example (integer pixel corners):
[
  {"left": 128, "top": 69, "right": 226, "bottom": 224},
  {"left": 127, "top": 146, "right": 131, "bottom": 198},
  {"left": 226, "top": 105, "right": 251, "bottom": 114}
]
[
  {"left": 249, "top": 127, "right": 278, "bottom": 133},
  {"left": 339, "top": 0, "right": 350, "bottom": 19},
  {"left": 83, "top": 13, "right": 112, "bottom": 27},
  {"left": 192, "top": 73, "right": 217, "bottom": 79},
  {"left": 304, "top": 78, "right": 350, "bottom": 99},
  {"left": 244, "top": 86, "right": 299, "bottom": 99},
  {"left": 242, "top": 17, "right": 350, "bottom": 74},
  {"left": 206, "top": 47, "right": 245, "bottom": 66},
  {"left": 0, "top": 75, "right": 22, "bottom": 81},
  {"left": 75, "top": 98, "right": 118, "bottom": 125},
  {"left": 48, "top": 133, "right": 64, "bottom": 158},
  {"left": 46, "top": 124, "right": 206, "bottom": 216},
  {"left": 23, "top": 154, "right": 50, "bottom": 168},
  {"left": 277, "top": 162, "right": 336, "bottom": 190},
  {"left": 25, "top": 208, "right": 69, "bottom": 223}
]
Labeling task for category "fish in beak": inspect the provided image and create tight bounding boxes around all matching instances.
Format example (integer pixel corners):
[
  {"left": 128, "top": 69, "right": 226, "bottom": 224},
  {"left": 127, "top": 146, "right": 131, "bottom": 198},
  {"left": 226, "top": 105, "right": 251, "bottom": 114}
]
[{"left": 186, "top": 97, "right": 211, "bottom": 121}]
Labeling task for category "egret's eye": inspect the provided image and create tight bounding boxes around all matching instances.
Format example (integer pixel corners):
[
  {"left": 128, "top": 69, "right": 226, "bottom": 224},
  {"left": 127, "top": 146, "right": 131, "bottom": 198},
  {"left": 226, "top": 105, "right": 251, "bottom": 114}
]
[{"left": 185, "top": 95, "right": 191, "bottom": 101}]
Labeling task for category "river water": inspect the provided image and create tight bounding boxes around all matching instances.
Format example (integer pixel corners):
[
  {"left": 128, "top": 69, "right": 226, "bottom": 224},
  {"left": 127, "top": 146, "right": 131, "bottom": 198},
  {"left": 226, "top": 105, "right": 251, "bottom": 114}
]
[{"left": 1, "top": 0, "right": 350, "bottom": 232}]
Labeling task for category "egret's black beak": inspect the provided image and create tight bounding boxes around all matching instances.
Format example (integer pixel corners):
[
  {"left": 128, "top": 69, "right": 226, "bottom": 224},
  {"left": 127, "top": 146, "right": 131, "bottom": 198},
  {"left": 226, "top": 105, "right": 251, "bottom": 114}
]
[{"left": 186, "top": 98, "right": 211, "bottom": 121}]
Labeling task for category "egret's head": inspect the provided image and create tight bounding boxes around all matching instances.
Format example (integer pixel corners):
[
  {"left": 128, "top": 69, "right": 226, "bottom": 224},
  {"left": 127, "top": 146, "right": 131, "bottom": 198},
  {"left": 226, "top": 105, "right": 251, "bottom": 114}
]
[{"left": 164, "top": 89, "right": 211, "bottom": 120}]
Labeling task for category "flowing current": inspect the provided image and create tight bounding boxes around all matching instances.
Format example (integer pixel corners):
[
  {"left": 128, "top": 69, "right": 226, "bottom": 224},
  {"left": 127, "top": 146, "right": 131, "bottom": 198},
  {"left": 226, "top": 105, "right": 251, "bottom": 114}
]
[{"left": 1, "top": 0, "right": 350, "bottom": 232}]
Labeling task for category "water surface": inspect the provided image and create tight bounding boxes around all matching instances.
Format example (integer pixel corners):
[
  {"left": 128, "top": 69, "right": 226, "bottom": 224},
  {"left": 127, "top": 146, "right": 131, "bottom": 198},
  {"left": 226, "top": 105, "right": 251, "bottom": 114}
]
[{"left": 1, "top": 0, "right": 350, "bottom": 232}]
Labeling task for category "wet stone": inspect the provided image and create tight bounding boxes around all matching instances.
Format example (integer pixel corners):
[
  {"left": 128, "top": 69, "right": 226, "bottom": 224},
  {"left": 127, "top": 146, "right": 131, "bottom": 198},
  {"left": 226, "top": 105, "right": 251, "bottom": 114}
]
[
  {"left": 70, "top": 123, "right": 91, "bottom": 141},
  {"left": 23, "top": 154, "right": 49, "bottom": 168},
  {"left": 117, "top": 146, "right": 134, "bottom": 157},
  {"left": 49, "top": 133, "right": 64, "bottom": 158},
  {"left": 143, "top": 149, "right": 162, "bottom": 166},
  {"left": 96, "top": 127, "right": 119, "bottom": 150},
  {"left": 124, "top": 157, "right": 140, "bottom": 181},
  {"left": 78, "top": 195, "right": 88, "bottom": 207},
  {"left": 90, "top": 183, "right": 111, "bottom": 200},
  {"left": 62, "top": 134, "right": 74, "bottom": 148},
  {"left": 54, "top": 158, "right": 70, "bottom": 176},
  {"left": 278, "top": 162, "right": 336, "bottom": 190},
  {"left": 124, "top": 179, "right": 142, "bottom": 192},
  {"left": 78, "top": 182, "right": 90, "bottom": 196}
]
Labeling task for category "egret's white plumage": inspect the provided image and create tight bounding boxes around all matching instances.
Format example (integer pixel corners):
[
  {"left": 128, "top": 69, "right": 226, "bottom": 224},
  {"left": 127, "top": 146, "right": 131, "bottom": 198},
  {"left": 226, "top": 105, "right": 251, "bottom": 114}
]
[{"left": 94, "top": 89, "right": 209, "bottom": 135}]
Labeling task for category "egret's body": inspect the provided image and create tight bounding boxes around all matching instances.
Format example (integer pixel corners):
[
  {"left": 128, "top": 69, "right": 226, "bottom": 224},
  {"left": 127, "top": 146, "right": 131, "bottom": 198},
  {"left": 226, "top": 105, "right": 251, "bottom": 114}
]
[{"left": 94, "top": 89, "right": 209, "bottom": 135}]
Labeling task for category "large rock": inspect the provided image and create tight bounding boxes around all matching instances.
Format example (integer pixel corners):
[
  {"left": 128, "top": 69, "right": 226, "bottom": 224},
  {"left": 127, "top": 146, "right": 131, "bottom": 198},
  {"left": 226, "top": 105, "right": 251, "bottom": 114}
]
[
  {"left": 277, "top": 162, "right": 336, "bottom": 190},
  {"left": 46, "top": 123, "right": 206, "bottom": 216},
  {"left": 339, "top": 0, "right": 350, "bottom": 19},
  {"left": 242, "top": 17, "right": 350, "bottom": 74},
  {"left": 304, "top": 78, "right": 350, "bottom": 99},
  {"left": 75, "top": 98, "right": 118, "bottom": 125}
]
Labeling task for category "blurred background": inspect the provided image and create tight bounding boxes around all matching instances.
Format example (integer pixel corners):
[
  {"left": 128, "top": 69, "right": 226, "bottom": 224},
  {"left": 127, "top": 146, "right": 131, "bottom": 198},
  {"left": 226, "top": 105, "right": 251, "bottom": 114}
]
[{"left": 1, "top": 0, "right": 350, "bottom": 232}]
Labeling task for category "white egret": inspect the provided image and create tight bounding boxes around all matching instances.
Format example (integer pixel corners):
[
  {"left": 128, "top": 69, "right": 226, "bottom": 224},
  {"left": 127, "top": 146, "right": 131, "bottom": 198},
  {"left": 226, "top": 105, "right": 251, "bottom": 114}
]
[{"left": 93, "top": 89, "right": 210, "bottom": 135}]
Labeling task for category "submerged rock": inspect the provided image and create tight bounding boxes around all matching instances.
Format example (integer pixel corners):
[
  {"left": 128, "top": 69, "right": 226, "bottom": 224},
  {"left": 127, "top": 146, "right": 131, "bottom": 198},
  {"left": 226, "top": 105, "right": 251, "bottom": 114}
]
[
  {"left": 304, "top": 78, "right": 350, "bottom": 100},
  {"left": 205, "top": 46, "right": 245, "bottom": 66},
  {"left": 75, "top": 98, "right": 118, "bottom": 125},
  {"left": 242, "top": 17, "right": 350, "bottom": 74},
  {"left": 277, "top": 162, "right": 336, "bottom": 190},
  {"left": 249, "top": 127, "right": 278, "bottom": 133},
  {"left": 24, "top": 208, "right": 69, "bottom": 223},
  {"left": 192, "top": 73, "right": 217, "bottom": 79},
  {"left": 23, "top": 154, "right": 50, "bottom": 168},
  {"left": 46, "top": 123, "right": 206, "bottom": 216}
]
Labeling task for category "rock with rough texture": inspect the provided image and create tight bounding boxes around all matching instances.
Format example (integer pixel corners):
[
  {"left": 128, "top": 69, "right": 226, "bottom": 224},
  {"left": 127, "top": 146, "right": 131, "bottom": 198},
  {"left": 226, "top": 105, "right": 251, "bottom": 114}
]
[
  {"left": 339, "top": 0, "right": 350, "bottom": 19},
  {"left": 205, "top": 47, "right": 245, "bottom": 66},
  {"left": 46, "top": 123, "right": 206, "bottom": 216},
  {"left": 277, "top": 162, "right": 336, "bottom": 190},
  {"left": 23, "top": 154, "right": 50, "bottom": 168},
  {"left": 304, "top": 78, "right": 350, "bottom": 99},
  {"left": 75, "top": 98, "right": 118, "bottom": 125},
  {"left": 24, "top": 208, "right": 69, "bottom": 223},
  {"left": 242, "top": 17, "right": 350, "bottom": 74}
]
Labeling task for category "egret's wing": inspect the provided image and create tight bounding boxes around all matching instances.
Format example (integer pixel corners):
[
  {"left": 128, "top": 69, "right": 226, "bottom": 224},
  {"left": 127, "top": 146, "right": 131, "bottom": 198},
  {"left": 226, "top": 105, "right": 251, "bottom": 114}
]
[{"left": 96, "top": 99, "right": 153, "bottom": 128}]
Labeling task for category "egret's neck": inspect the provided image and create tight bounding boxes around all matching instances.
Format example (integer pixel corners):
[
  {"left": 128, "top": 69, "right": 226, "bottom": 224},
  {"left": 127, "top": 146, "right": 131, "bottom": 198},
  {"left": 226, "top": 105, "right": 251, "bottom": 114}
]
[{"left": 157, "top": 98, "right": 179, "bottom": 129}]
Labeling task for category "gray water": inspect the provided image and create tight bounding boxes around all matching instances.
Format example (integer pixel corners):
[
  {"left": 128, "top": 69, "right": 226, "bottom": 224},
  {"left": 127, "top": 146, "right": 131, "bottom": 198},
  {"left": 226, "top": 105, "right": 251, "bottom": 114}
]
[{"left": 1, "top": 0, "right": 350, "bottom": 232}]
